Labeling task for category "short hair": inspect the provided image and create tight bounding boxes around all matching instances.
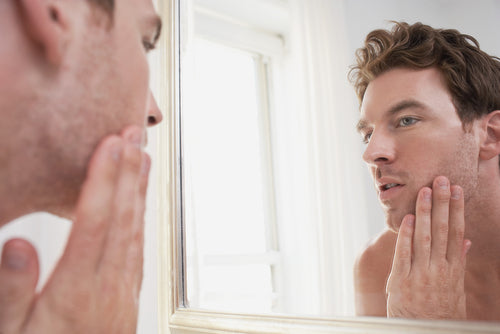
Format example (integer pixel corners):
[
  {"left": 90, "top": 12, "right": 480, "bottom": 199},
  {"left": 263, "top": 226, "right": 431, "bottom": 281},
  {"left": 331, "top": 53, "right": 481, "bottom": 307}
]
[{"left": 349, "top": 21, "right": 500, "bottom": 124}]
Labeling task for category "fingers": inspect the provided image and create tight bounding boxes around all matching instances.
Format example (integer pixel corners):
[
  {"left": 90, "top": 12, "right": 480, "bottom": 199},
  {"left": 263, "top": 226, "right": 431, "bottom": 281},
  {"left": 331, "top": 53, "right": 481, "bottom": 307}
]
[
  {"left": 125, "top": 153, "right": 151, "bottom": 290},
  {"left": 99, "top": 127, "right": 148, "bottom": 278},
  {"left": 390, "top": 214, "right": 415, "bottom": 278},
  {"left": 430, "top": 176, "right": 451, "bottom": 262},
  {"left": 60, "top": 135, "right": 124, "bottom": 275},
  {"left": 413, "top": 177, "right": 466, "bottom": 266},
  {"left": 386, "top": 177, "right": 469, "bottom": 319},
  {"left": 413, "top": 187, "right": 432, "bottom": 266},
  {"left": 448, "top": 185, "right": 465, "bottom": 264},
  {"left": 0, "top": 239, "right": 39, "bottom": 333},
  {"left": 59, "top": 125, "right": 149, "bottom": 281}
]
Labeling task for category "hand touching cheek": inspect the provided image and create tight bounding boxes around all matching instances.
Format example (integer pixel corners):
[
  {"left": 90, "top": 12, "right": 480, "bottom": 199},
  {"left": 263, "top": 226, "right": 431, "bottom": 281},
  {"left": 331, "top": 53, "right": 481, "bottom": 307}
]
[
  {"left": 0, "top": 126, "right": 151, "bottom": 334},
  {"left": 386, "top": 176, "right": 471, "bottom": 319}
]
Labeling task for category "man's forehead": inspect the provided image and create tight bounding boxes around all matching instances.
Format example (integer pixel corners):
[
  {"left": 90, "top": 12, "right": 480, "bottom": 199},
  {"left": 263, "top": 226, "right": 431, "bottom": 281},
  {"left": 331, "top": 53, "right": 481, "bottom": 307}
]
[{"left": 358, "top": 68, "right": 435, "bottom": 119}]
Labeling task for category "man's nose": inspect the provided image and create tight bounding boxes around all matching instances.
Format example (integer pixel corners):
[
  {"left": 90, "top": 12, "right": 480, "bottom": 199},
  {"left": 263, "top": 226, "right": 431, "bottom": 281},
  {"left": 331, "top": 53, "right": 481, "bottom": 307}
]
[
  {"left": 362, "top": 129, "right": 395, "bottom": 166},
  {"left": 146, "top": 90, "right": 163, "bottom": 127}
]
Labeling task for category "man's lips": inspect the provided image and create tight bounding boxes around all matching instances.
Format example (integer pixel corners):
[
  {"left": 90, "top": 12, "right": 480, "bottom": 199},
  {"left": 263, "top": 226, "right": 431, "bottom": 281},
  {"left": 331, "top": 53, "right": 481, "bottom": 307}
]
[
  {"left": 378, "top": 183, "right": 402, "bottom": 192},
  {"left": 378, "top": 183, "right": 405, "bottom": 201}
]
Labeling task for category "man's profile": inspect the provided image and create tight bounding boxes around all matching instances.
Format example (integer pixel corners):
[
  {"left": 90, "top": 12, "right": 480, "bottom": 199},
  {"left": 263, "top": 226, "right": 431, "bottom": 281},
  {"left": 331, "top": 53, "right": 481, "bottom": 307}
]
[
  {"left": 350, "top": 22, "right": 500, "bottom": 320},
  {"left": 0, "top": 0, "right": 163, "bottom": 332}
]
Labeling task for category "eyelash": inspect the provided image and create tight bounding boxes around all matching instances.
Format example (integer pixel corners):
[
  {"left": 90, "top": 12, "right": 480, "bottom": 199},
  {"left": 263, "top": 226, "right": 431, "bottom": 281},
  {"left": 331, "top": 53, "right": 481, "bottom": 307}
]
[
  {"left": 362, "top": 131, "right": 372, "bottom": 144},
  {"left": 397, "top": 116, "right": 419, "bottom": 127},
  {"left": 142, "top": 39, "right": 155, "bottom": 52},
  {"left": 361, "top": 117, "right": 419, "bottom": 144}
]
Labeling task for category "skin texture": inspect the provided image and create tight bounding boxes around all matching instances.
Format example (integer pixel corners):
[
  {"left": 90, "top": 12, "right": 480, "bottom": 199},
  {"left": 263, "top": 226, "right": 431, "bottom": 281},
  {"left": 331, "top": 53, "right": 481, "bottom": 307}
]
[
  {"left": 0, "top": 0, "right": 163, "bottom": 332},
  {"left": 355, "top": 67, "right": 500, "bottom": 320}
]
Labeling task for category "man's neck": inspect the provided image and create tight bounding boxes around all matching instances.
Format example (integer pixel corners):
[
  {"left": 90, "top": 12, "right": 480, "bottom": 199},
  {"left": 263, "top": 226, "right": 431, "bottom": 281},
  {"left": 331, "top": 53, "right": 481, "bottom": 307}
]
[
  {"left": 463, "top": 170, "right": 500, "bottom": 265},
  {"left": 0, "top": 173, "right": 37, "bottom": 227}
]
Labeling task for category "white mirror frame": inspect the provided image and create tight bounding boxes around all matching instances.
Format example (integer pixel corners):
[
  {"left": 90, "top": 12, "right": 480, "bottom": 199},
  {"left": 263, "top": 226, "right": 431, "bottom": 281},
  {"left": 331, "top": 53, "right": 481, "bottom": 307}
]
[{"left": 156, "top": 0, "right": 500, "bottom": 333}]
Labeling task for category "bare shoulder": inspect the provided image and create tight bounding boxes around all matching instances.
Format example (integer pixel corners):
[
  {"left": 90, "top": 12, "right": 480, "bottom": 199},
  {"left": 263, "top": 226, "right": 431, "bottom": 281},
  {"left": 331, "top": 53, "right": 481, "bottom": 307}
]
[{"left": 354, "top": 229, "right": 397, "bottom": 316}]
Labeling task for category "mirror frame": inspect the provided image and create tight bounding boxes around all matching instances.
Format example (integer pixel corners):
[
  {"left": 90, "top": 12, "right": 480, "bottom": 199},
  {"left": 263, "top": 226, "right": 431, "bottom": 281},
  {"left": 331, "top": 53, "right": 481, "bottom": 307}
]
[{"left": 156, "top": 0, "right": 500, "bottom": 332}]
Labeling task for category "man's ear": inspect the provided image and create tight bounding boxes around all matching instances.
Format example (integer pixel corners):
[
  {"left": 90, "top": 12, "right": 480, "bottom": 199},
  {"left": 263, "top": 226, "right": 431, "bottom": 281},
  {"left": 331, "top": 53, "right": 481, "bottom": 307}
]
[
  {"left": 18, "top": 0, "right": 70, "bottom": 65},
  {"left": 479, "top": 110, "right": 500, "bottom": 161}
]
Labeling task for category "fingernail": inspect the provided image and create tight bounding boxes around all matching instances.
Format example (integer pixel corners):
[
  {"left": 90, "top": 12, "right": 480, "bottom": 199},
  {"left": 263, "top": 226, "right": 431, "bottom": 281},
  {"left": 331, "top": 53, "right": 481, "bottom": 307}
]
[
  {"left": 126, "top": 129, "right": 143, "bottom": 147},
  {"left": 109, "top": 141, "right": 122, "bottom": 162},
  {"left": 423, "top": 188, "right": 432, "bottom": 201},
  {"left": 437, "top": 177, "right": 449, "bottom": 190},
  {"left": 406, "top": 215, "right": 415, "bottom": 227},
  {"left": 2, "top": 246, "right": 28, "bottom": 271},
  {"left": 451, "top": 186, "right": 462, "bottom": 200}
]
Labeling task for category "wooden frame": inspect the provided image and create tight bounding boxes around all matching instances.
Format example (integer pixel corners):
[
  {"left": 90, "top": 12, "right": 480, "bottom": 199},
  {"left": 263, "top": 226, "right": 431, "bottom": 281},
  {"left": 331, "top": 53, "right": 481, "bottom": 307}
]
[{"left": 156, "top": 0, "right": 500, "bottom": 333}]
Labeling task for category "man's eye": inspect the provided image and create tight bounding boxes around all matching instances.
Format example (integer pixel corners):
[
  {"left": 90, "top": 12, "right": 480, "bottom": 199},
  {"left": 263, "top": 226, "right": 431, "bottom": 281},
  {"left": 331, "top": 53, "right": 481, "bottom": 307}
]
[
  {"left": 398, "top": 116, "right": 418, "bottom": 127},
  {"left": 142, "top": 40, "right": 155, "bottom": 52},
  {"left": 362, "top": 132, "right": 372, "bottom": 144}
]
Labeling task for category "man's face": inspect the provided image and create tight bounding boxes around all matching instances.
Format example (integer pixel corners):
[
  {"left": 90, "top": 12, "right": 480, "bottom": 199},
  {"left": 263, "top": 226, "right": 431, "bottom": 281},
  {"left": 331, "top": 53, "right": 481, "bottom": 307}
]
[
  {"left": 357, "top": 67, "right": 480, "bottom": 232},
  {"left": 81, "top": 0, "right": 162, "bottom": 133},
  {"left": 43, "top": 0, "right": 163, "bottom": 213}
]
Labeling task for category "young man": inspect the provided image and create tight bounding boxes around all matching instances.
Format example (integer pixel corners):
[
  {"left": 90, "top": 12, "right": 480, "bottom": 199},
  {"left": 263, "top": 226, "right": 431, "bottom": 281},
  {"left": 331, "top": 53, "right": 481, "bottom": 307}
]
[
  {"left": 351, "top": 22, "right": 500, "bottom": 320},
  {"left": 0, "top": 0, "right": 163, "bottom": 332}
]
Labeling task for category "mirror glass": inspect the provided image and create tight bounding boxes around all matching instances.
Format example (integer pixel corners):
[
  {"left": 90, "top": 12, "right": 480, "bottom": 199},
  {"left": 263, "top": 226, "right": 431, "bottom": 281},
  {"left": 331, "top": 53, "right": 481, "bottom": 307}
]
[{"left": 177, "top": 0, "right": 500, "bottom": 318}]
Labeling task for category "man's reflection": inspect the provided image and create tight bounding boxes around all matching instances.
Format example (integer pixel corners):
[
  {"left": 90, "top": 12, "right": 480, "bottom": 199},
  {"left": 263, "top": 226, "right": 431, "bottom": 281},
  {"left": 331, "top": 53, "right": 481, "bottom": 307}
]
[{"left": 350, "top": 21, "right": 500, "bottom": 320}]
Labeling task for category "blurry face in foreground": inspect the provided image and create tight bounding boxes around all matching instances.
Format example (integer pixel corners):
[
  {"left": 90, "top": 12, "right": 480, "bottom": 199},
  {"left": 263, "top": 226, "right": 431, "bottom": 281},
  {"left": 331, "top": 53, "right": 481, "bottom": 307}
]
[
  {"left": 357, "top": 67, "right": 479, "bottom": 232},
  {"left": 85, "top": 0, "right": 163, "bottom": 133},
  {"left": 42, "top": 0, "right": 163, "bottom": 215}
]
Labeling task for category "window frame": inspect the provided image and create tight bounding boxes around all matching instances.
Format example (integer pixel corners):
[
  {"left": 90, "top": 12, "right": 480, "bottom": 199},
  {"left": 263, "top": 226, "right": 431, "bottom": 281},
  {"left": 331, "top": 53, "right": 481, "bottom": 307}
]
[
  {"left": 178, "top": 2, "right": 283, "bottom": 313},
  {"left": 156, "top": 0, "right": 500, "bottom": 333}
]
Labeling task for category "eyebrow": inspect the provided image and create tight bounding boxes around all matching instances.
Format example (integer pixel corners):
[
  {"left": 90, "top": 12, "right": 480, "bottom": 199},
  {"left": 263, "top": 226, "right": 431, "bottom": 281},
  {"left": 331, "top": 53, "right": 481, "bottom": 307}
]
[{"left": 356, "top": 99, "right": 427, "bottom": 134}]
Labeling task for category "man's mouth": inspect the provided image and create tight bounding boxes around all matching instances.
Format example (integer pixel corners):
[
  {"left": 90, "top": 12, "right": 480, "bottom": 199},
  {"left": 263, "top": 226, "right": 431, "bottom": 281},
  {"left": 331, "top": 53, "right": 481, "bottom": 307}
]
[
  {"left": 380, "top": 183, "right": 401, "bottom": 191},
  {"left": 378, "top": 182, "right": 405, "bottom": 201}
]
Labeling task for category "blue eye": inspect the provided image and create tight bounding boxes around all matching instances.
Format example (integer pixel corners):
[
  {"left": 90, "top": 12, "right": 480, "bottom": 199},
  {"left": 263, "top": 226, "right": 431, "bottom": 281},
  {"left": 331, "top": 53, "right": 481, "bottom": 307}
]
[
  {"left": 398, "top": 117, "right": 418, "bottom": 127},
  {"left": 362, "top": 132, "right": 372, "bottom": 144}
]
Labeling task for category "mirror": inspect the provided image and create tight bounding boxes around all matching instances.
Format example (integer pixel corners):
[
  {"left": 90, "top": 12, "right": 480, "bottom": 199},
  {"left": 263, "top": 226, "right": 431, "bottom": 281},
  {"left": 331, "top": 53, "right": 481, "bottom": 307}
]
[{"left": 176, "top": 0, "right": 500, "bottom": 321}]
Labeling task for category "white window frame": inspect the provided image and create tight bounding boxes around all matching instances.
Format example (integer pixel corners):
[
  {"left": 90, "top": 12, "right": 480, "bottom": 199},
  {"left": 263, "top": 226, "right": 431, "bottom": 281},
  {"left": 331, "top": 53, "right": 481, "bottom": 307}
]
[{"left": 179, "top": 0, "right": 284, "bottom": 313}]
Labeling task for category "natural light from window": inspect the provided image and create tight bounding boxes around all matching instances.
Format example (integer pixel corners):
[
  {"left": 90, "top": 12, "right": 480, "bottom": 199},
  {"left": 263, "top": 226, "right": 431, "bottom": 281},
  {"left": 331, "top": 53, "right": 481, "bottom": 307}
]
[{"left": 183, "top": 38, "right": 279, "bottom": 313}]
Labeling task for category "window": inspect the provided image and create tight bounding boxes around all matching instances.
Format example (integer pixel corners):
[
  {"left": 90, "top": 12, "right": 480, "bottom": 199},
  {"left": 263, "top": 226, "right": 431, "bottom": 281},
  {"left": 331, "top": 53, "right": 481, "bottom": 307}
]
[
  {"left": 180, "top": 0, "right": 285, "bottom": 313},
  {"left": 183, "top": 39, "right": 280, "bottom": 313}
]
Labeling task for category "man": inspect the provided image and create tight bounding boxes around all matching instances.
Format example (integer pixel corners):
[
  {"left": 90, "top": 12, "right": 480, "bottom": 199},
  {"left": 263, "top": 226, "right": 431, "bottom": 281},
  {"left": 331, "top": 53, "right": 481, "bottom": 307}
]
[
  {"left": 351, "top": 22, "right": 500, "bottom": 320},
  {"left": 0, "top": 0, "right": 163, "bottom": 332}
]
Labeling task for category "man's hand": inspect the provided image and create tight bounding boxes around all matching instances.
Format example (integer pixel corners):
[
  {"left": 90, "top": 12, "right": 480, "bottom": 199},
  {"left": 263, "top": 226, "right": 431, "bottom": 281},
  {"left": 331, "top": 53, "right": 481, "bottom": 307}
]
[
  {"left": 0, "top": 126, "right": 151, "bottom": 333},
  {"left": 386, "top": 176, "right": 471, "bottom": 319}
]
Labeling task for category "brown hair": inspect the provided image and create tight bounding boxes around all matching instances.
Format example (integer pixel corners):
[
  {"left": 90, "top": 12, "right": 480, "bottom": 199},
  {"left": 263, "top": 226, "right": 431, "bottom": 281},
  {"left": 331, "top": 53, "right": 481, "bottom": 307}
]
[{"left": 349, "top": 21, "right": 500, "bottom": 124}]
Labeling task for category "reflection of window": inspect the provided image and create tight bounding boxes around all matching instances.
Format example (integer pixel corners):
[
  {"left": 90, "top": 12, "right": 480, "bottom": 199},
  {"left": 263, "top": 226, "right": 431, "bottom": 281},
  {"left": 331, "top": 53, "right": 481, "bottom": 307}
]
[
  {"left": 181, "top": 0, "right": 373, "bottom": 317},
  {"left": 182, "top": 16, "right": 283, "bottom": 312}
]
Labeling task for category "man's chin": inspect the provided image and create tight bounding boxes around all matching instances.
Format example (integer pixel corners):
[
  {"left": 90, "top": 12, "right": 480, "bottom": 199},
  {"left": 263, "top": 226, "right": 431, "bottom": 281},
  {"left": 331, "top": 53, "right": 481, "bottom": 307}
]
[{"left": 44, "top": 190, "right": 79, "bottom": 221}]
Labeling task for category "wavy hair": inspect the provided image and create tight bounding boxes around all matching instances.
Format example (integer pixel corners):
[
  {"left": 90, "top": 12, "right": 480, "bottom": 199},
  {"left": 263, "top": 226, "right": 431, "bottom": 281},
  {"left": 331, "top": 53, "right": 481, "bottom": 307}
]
[{"left": 349, "top": 22, "right": 500, "bottom": 124}]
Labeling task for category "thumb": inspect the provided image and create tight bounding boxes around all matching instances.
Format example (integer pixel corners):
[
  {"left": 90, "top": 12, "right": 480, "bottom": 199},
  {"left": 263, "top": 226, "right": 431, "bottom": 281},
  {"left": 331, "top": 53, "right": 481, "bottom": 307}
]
[{"left": 0, "top": 238, "right": 40, "bottom": 333}]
